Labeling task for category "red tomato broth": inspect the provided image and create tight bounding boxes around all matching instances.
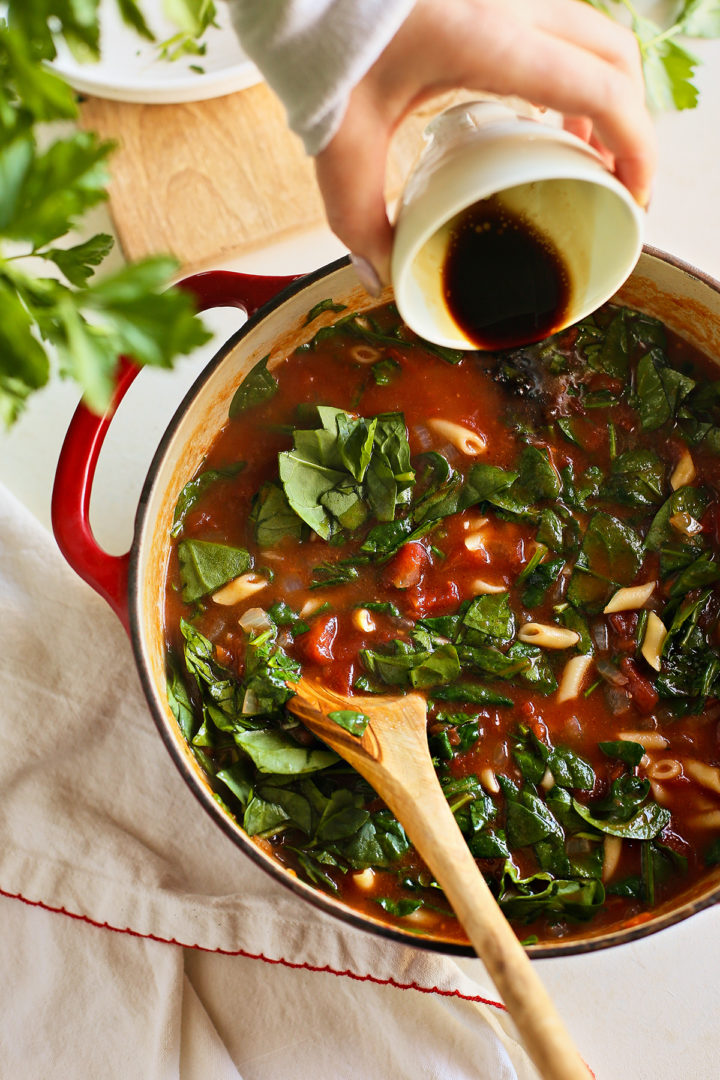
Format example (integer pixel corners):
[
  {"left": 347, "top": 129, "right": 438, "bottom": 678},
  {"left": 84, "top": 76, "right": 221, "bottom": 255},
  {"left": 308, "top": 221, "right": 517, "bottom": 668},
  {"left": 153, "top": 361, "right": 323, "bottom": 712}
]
[{"left": 165, "top": 300, "right": 720, "bottom": 948}]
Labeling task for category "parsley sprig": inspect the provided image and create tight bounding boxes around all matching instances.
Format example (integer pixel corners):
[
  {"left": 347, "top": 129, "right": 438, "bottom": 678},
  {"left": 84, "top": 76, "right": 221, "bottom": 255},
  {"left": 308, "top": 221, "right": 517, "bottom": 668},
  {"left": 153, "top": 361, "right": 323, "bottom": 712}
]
[{"left": 0, "top": 2, "right": 213, "bottom": 426}]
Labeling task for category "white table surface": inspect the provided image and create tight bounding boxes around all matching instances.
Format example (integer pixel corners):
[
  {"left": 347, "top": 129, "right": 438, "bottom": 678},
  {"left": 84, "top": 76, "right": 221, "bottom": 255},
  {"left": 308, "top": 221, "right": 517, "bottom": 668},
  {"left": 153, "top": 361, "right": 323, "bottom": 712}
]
[{"left": 3, "top": 38, "right": 720, "bottom": 1080}]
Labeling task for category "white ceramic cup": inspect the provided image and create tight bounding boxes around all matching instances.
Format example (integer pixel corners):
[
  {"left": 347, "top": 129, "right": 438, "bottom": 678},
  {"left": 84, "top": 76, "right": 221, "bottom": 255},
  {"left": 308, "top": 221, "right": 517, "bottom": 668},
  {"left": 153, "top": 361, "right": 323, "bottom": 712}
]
[{"left": 391, "top": 100, "right": 645, "bottom": 350}]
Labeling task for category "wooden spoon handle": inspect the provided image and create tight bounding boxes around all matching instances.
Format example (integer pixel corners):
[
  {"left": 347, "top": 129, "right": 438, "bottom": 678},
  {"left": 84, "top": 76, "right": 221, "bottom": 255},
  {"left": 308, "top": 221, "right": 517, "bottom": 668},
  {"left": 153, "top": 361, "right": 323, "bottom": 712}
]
[{"left": 381, "top": 775, "right": 590, "bottom": 1080}]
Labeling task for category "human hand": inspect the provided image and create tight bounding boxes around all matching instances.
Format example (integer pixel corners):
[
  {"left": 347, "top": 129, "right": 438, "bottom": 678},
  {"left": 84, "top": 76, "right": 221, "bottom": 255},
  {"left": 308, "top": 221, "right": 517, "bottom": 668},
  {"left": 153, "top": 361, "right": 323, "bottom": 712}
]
[{"left": 315, "top": 0, "right": 656, "bottom": 293}]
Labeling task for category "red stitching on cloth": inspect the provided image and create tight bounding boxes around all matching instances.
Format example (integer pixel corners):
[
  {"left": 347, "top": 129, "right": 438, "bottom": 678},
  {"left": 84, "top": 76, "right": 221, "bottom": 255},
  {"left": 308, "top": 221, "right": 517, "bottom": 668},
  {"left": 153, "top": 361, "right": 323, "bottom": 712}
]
[
  {"left": 0, "top": 885, "right": 506, "bottom": 1009},
  {"left": 1, "top": 885, "right": 597, "bottom": 1077}
]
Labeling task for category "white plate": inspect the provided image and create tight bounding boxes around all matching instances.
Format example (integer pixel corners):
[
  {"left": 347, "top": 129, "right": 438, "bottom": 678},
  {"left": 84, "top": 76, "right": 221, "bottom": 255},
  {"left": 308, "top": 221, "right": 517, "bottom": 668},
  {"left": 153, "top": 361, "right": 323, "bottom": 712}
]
[{"left": 50, "top": 0, "right": 261, "bottom": 104}]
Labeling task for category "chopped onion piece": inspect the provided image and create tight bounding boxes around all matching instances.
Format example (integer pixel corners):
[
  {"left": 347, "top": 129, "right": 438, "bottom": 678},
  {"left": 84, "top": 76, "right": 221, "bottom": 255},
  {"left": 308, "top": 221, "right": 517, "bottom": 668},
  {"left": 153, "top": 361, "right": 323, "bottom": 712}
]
[{"left": 238, "top": 607, "right": 273, "bottom": 635}]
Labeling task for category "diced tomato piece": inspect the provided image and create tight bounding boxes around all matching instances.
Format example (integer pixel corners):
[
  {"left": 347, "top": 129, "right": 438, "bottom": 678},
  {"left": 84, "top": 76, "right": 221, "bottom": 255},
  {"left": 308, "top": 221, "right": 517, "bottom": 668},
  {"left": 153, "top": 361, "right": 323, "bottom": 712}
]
[
  {"left": 383, "top": 541, "right": 428, "bottom": 589},
  {"left": 301, "top": 615, "right": 337, "bottom": 663},
  {"left": 608, "top": 612, "right": 638, "bottom": 652},
  {"left": 404, "top": 578, "right": 460, "bottom": 618},
  {"left": 620, "top": 657, "right": 659, "bottom": 715}
]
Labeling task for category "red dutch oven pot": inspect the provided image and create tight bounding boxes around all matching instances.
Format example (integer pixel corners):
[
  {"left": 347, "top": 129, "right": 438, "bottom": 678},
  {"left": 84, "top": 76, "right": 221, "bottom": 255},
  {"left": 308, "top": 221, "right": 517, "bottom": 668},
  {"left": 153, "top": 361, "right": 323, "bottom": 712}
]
[{"left": 51, "top": 251, "right": 720, "bottom": 957}]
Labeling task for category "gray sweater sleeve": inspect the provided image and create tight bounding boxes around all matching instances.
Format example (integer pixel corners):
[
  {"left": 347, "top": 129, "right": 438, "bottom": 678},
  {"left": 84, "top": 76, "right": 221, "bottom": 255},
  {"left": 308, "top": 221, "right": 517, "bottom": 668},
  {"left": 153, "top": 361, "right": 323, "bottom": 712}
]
[{"left": 226, "top": 0, "right": 416, "bottom": 155}]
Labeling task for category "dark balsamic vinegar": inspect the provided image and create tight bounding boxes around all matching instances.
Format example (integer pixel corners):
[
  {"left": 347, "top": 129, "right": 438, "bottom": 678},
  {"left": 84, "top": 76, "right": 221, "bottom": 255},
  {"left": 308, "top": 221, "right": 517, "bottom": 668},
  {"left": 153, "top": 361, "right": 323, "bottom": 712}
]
[{"left": 442, "top": 195, "right": 571, "bottom": 350}]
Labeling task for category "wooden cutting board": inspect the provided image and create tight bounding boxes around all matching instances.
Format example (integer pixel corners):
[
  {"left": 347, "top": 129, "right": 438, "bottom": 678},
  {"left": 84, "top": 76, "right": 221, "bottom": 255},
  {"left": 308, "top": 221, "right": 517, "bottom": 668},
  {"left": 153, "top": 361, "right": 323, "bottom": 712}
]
[{"left": 80, "top": 84, "right": 474, "bottom": 273}]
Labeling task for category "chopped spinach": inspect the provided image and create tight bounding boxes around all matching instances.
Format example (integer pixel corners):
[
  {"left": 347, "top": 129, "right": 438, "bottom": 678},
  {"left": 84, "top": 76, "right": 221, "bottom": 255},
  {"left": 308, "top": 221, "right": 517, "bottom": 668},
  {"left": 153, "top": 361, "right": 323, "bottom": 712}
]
[{"left": 177, "top": 540, "right": 253, "bottom": 603}]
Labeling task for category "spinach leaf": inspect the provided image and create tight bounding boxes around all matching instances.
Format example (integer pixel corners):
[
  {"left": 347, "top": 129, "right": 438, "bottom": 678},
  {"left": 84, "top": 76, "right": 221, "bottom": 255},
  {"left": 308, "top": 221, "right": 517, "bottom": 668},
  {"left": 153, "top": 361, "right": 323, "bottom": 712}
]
[
  {"left": 536, "top": 508, "right": 564, "bottom": 550},
  {"left": 360, "top": 641, "right": 459, "bottom": 689},
  {"left": 375, "top": 897, "right": 422, "bottom": 917},
  {"left": 278, "top": 439, "right": 347, "bottom": 539},
  {"left": 568, "top": 512, "right": 643, "bottom": 613},
  {"left": 668, "top": 553, "right": 720, "bottom": 596},
  {"left": 243, "top": 795, "right": 291, "bottom": 837},
  {"left": 462, "top": 592, "right": 516, "bottom": 644},
  {"left": 586, "top": 309, "right": 629, "bottom": 378},
  {"left": 572, "top": 796, "right": 670, "bottom": 839},
  {"left": 635, "top": 350, "right": 695, "bottom": 430},
  {"left": 520, "top": 556, "right": 565, "bottom": 609},
  {"left": 547, "top": 746, "right": 594, "bottom": 790},
  {"left": 242, "top": 629, "right": 301, "bottom": 715},
  {"left": 506, "top": 641, "right": 558, "bottom": 694},
  {"left": 599, "top": 740, "right": 645, "bottom": 768},
  {"left": 371, "top": 357, "right": 401, "bottom": 385},
  {"left": 267, "top": 601, "right": 310, "bottom": 636},
  {"left": 335, "top": 413, "right": 377, "bottom": 482},
  {"left": 557, "top": 606, "right": 593, "bottom": 654},
  {"left": 328, "top": 710, "right": 370, "bottom": 737},
  {"left": 342, "top": 810, "right": 410, "bottom": 869},
  {"left": 181, "top": 619, "right": 244, "bottom": 722},
  {"left": 497, "top": 862, "right": 606, "bottom": 923},
  {"left": 601, "top": 449, "right": 666, "bottom": 509},
  {"left": 235, "top": 729, "right": 338, "bottom": 774},
  {"left": 229, "top": 355, "right": 277, "bottom": 416},
  {"left": 430, "top": 683, "right": 513, "bottom": 706},
  {"left": 171, "top": 462, "right": 245, "bottom": 538},
  {"left": 178, "top": 539, "right": 253, "bottom": 602},
  {"left": 216, "top": 761, "right": 254, "bottom": 808},
  {"left": 250, "top": 482, "right": 304, "bottom": 547},
  {"left": 644, "top": 486, "right": 707, "bottom": 551},
  {"left": 310, "top": 559, "right": 362, "bottom": 588},
  {"left": 303, "top": 298, "right": 347, "bottom": 324},
  {"left": 513, "top": 445, "right": 561, "bottom": 502},
  {"left": 499, "top": 777, "right": 564, "bottom": 849},
  {"left": 166, "top": 661, "right": 198, "bottom": 742}
]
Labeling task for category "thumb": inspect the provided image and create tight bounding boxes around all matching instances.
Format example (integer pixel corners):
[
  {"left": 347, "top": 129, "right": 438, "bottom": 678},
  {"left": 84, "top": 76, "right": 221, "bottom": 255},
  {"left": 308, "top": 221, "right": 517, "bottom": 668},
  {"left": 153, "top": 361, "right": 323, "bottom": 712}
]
[{"left": 314, "top": 95, "right": 395, "bottom": 291}]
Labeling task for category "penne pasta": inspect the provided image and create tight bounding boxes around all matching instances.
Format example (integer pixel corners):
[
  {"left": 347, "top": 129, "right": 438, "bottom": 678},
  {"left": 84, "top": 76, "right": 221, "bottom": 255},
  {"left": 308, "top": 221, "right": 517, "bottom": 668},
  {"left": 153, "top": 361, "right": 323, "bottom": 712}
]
[
  {"left": 646, "top": 758, "right": 682, "bottom": 782},
  {"left": 670, "top": 447, "right": 696, "bottom": 490},
  {"left": 602, "top": 836, "right": 623, "bottom": 882},
  {"left": 648, "top": 780, "right": 671, "bottom": 806},
  {"left": 556, "top": 654, "right": 594, "bottom": 703},
  {"left": 213, "top": 572, "right": 268, "bottom": 606},
  {"left": 518, "top": 622, "right": 579, "bottom": 649},
  {"left": 684, "top": 759, "right": 720, "bottom": 796},
  {"left": 688, "top": 810, "right": 720, "bottom": 830},
  {"left": 603, "top": 581, "right": 656, "bottom": 613},
  {"left": 641, "top": 611, "right": 667, "bottom": 672},
  {"left": 470, "top": 578, "right": 506, "bottom": 594},
  {"left": 619, "top": 731, "right": 669, "bottom": 750},
  {"left": 480, "top": 767, "right": 500, "bottom": 794},
  {"left": 428, "top": 417, "right": 487, "bottom": 456},
  {"left": 300, "top": 596, "right": 328, "bottom": 617},
  {"left": 349, "top": 344, "right": 381, "bottom": 364}
]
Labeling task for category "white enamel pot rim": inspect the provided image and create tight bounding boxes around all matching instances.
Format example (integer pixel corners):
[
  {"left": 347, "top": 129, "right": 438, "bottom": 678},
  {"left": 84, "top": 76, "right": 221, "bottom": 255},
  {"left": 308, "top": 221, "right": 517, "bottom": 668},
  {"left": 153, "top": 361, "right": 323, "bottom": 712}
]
[{"left": 52, "top": 246, "right": 720, "bottom": 960}]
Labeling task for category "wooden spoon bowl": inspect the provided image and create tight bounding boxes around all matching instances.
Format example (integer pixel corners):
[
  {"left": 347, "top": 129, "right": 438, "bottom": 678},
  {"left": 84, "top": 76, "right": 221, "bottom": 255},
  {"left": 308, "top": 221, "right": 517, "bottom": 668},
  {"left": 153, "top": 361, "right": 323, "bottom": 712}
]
[{"left": 288, "top": 676, "right": 589, "bottom": 1080}]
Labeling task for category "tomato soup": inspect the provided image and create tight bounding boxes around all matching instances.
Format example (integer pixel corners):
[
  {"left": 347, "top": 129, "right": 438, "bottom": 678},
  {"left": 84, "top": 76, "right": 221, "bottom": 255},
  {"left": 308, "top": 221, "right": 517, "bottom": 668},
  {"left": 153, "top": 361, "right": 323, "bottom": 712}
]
[{"left": 164, "top": 300, "right": 720, "bottom": 946}]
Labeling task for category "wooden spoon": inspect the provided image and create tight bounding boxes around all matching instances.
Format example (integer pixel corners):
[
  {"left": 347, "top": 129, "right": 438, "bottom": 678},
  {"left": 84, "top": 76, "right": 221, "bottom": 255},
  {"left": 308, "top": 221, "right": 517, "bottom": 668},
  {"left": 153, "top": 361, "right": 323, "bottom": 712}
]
[{"left": 287, "top": 677, "right": 589, "bottom": 1080}]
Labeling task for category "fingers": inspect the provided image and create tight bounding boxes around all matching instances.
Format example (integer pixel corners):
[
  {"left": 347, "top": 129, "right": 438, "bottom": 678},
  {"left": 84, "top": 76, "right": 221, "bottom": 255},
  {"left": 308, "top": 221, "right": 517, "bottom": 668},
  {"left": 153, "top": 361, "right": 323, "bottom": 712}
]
[
  {"left": 314, "top": 90, "right": 395, "bottom": 285},
  {"left": 451, "top": 15, "right": 656, "bottom": 206},
  {"left": 527, "top": 0, "right": 645, "bottom": 95}
]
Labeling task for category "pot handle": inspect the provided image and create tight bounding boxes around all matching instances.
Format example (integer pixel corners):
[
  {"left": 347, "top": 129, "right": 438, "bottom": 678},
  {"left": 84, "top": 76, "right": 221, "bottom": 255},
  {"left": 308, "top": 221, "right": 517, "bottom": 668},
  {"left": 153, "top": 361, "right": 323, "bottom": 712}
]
[{"left": 51, "top": 270, "right": 299, "bottom": 631}]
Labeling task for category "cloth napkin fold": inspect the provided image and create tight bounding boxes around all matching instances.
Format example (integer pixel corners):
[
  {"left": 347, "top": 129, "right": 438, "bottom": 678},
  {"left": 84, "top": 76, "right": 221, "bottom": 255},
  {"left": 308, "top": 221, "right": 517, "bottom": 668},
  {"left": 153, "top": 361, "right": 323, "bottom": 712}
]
[{"left": 0, "top": 480, "right": 539, "bottom": 1078}]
